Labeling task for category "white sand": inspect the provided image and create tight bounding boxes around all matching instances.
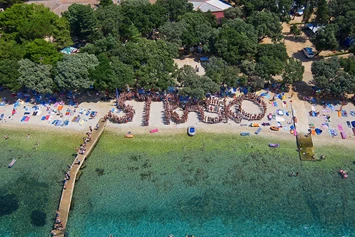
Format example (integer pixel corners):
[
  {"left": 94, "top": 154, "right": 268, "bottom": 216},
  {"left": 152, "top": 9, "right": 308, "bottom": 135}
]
[{"left": 1, "top": 90, "right": 354, "bottom": 149}]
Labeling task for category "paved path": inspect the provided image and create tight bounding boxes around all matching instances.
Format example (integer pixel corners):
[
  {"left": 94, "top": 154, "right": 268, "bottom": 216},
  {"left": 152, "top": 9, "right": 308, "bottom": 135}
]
[{"left": 52, "top": 119, "right": 107, "bottom": 236}]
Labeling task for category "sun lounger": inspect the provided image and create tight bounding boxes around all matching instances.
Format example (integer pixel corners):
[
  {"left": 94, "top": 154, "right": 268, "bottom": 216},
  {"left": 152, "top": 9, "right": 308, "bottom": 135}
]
[{"left": 341, "top": 131, "right": 346, "bottom": 139}]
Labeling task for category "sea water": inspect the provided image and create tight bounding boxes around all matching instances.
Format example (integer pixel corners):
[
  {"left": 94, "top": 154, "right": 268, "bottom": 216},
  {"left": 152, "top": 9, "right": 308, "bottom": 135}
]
[
  {"left": 66, "top": 132, "right": 355, "bottom": 237},
  {"left": 0, "top": 129, "right": 81, "bottom": 237}
]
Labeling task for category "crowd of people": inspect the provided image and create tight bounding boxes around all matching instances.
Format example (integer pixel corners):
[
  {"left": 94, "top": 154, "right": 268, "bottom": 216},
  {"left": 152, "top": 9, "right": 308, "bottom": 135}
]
[
  {"left": 143, "top": 97, "right": 152, "bottom": 126},
  {"left": 106, "top": 92, "right": 267, "bottom": 125},
  {"left": 105, "top": 92, "right": 135, "bottom": 123}
]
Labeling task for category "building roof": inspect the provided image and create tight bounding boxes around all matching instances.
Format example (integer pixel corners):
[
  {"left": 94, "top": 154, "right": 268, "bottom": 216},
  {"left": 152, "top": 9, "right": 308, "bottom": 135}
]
[{"left": 190, "top": 0, "right": 231, "bottom": 12}]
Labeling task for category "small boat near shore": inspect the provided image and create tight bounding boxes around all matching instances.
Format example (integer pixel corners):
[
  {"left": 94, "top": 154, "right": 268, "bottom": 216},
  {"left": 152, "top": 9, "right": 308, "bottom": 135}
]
[
  {"left": 269, "top": 143, "right": 280, "bottom": 148},
  {"left": 240, "top": 132, "right": 250, "bottom": 136},
  {"left": 270, "top": 126, "right": 280, "bottom": 131},
  {"left": 8, "top": 159, "right": 16, "bottom": 168},
  {"left": 187, "top": 126, "right": 196, "bottom": 136}
]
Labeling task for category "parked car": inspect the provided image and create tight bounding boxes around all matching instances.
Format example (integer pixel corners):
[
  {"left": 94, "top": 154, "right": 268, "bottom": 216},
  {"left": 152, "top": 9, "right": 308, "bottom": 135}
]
[{"left": 303, "top": 47, "right": 315, "bottom": 58}]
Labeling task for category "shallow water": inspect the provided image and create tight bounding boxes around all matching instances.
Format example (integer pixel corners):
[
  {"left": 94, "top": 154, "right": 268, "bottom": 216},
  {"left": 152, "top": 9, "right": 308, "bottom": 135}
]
[
  {"left": 0, "top": 129, "right": 80, "bottom": 237},
  {"left": 66, "top": 132, "right": 355, "bottom": 237}
]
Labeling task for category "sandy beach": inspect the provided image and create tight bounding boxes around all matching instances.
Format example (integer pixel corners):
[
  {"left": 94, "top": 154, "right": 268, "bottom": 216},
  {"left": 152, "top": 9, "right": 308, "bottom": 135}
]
[{"left": 1, "top": 89, "right": 354, "bottom": 151}]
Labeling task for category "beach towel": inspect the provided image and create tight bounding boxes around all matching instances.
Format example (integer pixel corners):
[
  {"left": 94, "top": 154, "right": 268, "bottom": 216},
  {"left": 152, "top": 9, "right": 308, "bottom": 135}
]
[
  {"left": 150, "top": 128, "right": 159, "bottom": 133},
  {"left": 41, "top": 116, "right": 46, "bottom": 121},
  {"left": 342, "top": 110, "right": 348, "bottom": 117},
  {"left": 53, "top": 102, "right": 59, "bottom": 107},
  {"left": 338, "top": 124, "right": 344, "bottom": 131},
  {"left": 72, "top": 116, "right": 77, "bottom": 122},
  {"left": 0, "top": 102, "right": 5, "bottom": 106},
  {"left": 79, "top": 119, "right": 85, "bottom": 126},
  {"left": 273, "top": 101, "right": 278, "bottom": 107},
  {"left": 329, "top": 129, "right": 337, "bottom": 137},
  {"left": 58, "top": 105, "right": 63, "bottom": 111},
  {"left": 45, "top": 115, "right": 50, "bottom": 120},
  {"left": 85, "top": 110, "right": 91, "bottom": 116},
  {"left": 21, "top": 116, "right": 27, "bottom": 122},
  {"left": 52, "top": 120, "right": 57, "bottom": 125},
  {"left": 75, "top": 116, "right": 81, "bottom": 123},
  {"left": 25, "top": 116, "right": 30, "bottom": 122},
  {"left": 350, "top": 111, "right": 355, "bottom": 116},
  {"left": 327, "top": 104, "right": 335, "bottom": 111},
  {"left": 341, "top": 131, "right": 346, "bottom": 139},
  {"left": 311, "top": 129, "right": 316, "bottom": 135},
  {"left": 64, "top": 120, "right": 69, "bottom": 126},
  {"left": 338, "top": 111, "right": 341, "bottom": 117},
  {"left": 352, "top": 121, "right": 355, "bottom": 128}
]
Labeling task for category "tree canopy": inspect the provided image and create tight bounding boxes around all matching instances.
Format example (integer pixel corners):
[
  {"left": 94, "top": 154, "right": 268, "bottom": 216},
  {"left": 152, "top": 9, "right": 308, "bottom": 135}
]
[{"left": 311, "top": 57, "right": 355, "bottom": 96}]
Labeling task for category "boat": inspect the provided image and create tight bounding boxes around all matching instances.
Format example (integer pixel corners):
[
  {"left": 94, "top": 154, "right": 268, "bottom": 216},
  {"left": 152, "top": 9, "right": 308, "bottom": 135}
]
[
  {"left": 269, "top": 143, "right": 280, "bottom": 148},
  {"left": 255, "top": 127, "right": 262, "bottom": 134},
  {"left": 270, "top": 126, "right": 279, "bottom": 131},
  {"left": 8, "top": 159, "right": 16, "bottom": 168},
  {"left": 240, "top": 132, "right": 250, "bottom": 136},
  {"left": 125, "top": 132, "right": 134, "bottom": 138},
  {"left": 262, "top": 122, "right": 270, "bottom": 126},
  {"left": 187, "top": 126, "right": 196, "bottom": 136}
]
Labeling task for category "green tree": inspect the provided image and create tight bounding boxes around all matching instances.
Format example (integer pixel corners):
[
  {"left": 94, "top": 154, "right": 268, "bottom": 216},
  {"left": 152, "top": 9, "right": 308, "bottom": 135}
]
[
  {"left": 247, "top": 10, "right": 283, "bottom": 41},
  {"left": 0, "top": 4, "right": 63, "bottom": 43},
  {"left": 62, "top": 4, "right": 98, "bottom": 41},
  {"left": 0, "top": 39, "right": 25, "bottom": 60},
  {"left": 223, "top": 7, "right": 243, "bottom": 19},
  {"left": 24, "top": 39, "right": 62, "bottom": 65},
  {"left": 340, "top": 56, "right": 355, "bottom": 76},
  {"left": 255, "top": 44, "right": 288, "bottom": 79},
  {"left": 17, "top": 59, "right": 54, "bottom": 93},
  {"left": 156, "top": 0, "right": 193, "bottom": 21},
  {"left": 95, "top": 4, "right": 123, "bottom": 38},
  {"left": 178, "top": 66, "right": 219, "bottom": 99},
  {"left": 54, "top": 53, "right": 99, "bottom": 90},
  {"left": 52, "top": 17, "right": 73, "bottom": 49},
  {"left": 99, "top": 0, "right": 112, "bottom": 7},
  {"left": 311, "top": 57, "right": 355, "bottom": 96},
  {"left": 316, "top": 0, "right": 329, "bottom": 24},
  {"left": 213, "top": 19, "right": 258, "bottom": 63},
  {"left": 312, "top": 24, "right": 339, "bottom": 54},
  {"left": 111, "top": 57, "right": 135, "bottom": 89},
  {"left": 290, "top": 24, "right": 301, "bottom": 38},
  {"left": 282, "top": 58, "right": 304, "bottom": 84},
  {"left": 0, "top": 59, "right": 21, "bottom": 91}
]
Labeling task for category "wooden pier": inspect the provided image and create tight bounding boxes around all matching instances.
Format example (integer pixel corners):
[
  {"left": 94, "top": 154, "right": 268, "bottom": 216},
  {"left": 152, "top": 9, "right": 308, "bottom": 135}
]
[{"left": 51, "top": 119, "right": 107, "bottom": 236}]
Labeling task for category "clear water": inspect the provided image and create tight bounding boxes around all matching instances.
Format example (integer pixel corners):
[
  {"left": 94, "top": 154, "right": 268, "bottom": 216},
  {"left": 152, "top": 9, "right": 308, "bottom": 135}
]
[
  {"left": 0, "top": 129, "right": 80, "bottom": 237},
  {"left": 66, "top": 133, "right": 355, "bottom": 237}
]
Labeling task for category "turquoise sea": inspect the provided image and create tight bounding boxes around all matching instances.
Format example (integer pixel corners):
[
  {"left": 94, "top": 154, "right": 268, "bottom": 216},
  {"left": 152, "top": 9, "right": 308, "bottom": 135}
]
[{"left": 1, "top": 130, "right": 355, "bottom": 236}]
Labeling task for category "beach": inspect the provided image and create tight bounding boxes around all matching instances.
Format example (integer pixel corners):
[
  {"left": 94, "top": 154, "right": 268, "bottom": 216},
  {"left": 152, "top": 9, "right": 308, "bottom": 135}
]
[{"left": 1, "top": 90, "right": 355, "bottom": 236}]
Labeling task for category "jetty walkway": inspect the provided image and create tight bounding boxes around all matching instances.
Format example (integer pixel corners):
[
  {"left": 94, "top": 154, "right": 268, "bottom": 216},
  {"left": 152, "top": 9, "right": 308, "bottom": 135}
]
[{"left": 52, "top": 118, "right": 107, "bottom": 236}]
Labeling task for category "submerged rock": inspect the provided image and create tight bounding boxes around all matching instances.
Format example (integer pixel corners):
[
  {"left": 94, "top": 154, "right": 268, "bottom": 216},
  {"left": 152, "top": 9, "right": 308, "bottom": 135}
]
[
  {"left": 30, "top": 210, "right": 46, "bottom": 226},
  {"left": 0, "top": 194, "right": 19, "bottom": 216}
]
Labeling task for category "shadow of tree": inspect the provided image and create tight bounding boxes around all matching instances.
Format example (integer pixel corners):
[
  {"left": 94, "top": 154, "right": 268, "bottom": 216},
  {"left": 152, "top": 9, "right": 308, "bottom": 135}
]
[{"left": 284, "top": 35, "right": 308, "bottom": 43}]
